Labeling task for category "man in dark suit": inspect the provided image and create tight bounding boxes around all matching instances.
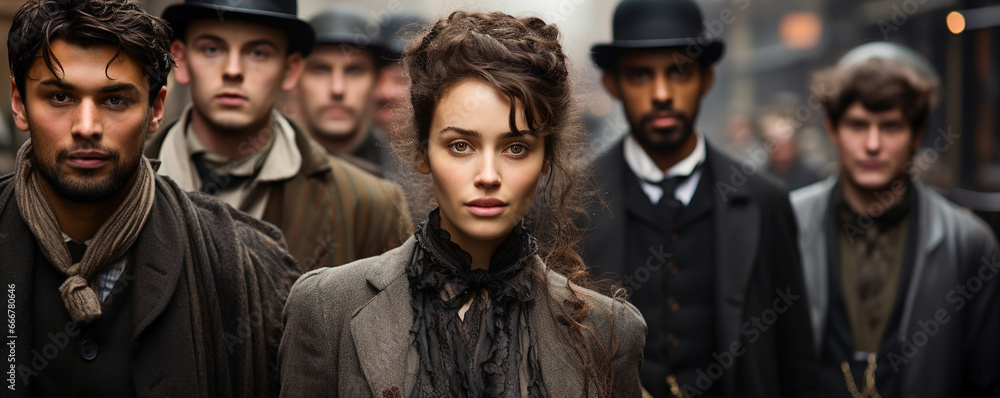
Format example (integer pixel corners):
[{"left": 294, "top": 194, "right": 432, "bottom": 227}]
[
  {"left": 146, "top": 0, "right": 411, "bottom": 271},
  {"left": 584, "top": 0, "right": 821, "bottom": 396}
]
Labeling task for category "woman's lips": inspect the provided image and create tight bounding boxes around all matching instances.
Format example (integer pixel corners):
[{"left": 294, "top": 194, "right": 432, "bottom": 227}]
[{"left": 466, "top": 198, "right": 507, "bottom": 217}]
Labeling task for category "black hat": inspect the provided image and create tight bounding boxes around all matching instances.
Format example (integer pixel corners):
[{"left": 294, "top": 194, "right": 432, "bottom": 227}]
[
  {"left": 592, "top": 0, "right": 725, "bottom": 71},
  {"left": 163, "top": 0, "right": 315, "bottom": 56},
  {"left": 378, "top": 13, "right": 427, "bottom": 61},
  {"left": 308, "top": 5, "right": 389, "bottom": 63}
]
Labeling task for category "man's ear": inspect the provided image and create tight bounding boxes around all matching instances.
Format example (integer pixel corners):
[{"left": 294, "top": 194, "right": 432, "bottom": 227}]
[
  {"left": 147, "top": 87, "right": 168, "bottom": 133},
  {"left": 10, "top": 77, "right": 29, "bottom": 132},
  {"left": 171, "top": 40, "right": 191, "bottom": 86},
  {"left": 281, "top": 53, "right": 304, "bottom": 92},
  {"left": 601, "top": 72, "right": 621, "bottom": 100}
]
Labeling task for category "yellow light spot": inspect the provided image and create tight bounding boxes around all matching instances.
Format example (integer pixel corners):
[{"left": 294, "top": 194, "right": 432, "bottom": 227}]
[{"left": 947, "top": 11, "right": 966, "bottom": 34}]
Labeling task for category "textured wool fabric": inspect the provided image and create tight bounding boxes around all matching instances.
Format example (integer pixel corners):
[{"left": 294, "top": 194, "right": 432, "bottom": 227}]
[{"left": 13, "top": 140, "right": 155, "bottom": 324}]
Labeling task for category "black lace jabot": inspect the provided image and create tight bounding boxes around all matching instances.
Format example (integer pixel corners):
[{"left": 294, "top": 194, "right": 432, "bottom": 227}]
[
  {"left": 406, "top": 208, "right": 548, "bottom": 397},
  {"left": 409, "top": 208, "right": 539, "bottom": 304}
]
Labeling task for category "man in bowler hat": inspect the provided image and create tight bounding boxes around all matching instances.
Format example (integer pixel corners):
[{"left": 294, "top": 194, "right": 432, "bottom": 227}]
[
  {"left": 146, "top": 0, "right": 411, "bottom": 271},
  {"left": 584, "top": 0, "right": 821, "bottom": 396},
  {"left": 295, "top": 5, "right": 396, "bottom": 177}
]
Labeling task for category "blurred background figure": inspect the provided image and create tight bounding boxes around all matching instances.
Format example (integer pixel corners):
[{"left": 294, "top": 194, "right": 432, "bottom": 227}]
[
  {"left": 295, "top": 5, "right": 395, "bottom": 176},
  {"left": 373, "top": 13, "right": 427, "bottom": 139},
  {"left": 791, "top": 41, "right": 1000, "bottom": 398},
  {"left": 758, "top": 108, "right": 825, "bottom": 190}
]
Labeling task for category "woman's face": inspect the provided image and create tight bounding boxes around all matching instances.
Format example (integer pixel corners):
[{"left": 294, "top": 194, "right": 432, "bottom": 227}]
[{"left": 420, "top": 79, "right": 546, "bottom": 250}]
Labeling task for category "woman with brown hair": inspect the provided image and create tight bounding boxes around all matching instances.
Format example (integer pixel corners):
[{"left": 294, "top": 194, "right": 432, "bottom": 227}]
[{"left": 279, "top": 11, "right": 645, "bottom": 397}]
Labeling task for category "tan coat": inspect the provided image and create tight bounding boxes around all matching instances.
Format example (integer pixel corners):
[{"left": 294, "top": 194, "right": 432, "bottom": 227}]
[
  {"left": 146, "top": 113, "right": 412, "bottom": 271},
  {"left": 278, "top": 237, "right": 647, "bottom": 397}
]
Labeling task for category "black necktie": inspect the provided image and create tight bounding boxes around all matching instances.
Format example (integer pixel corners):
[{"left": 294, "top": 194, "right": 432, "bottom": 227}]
[
  {"left": 656, "top": 176, "right": 684, "bottom": 208},
  {"left": 66, "top": 241, "right": 87, "bottom": 264},
  {"left": 191, "top": 153, "right": 255, "bottom": 195}
]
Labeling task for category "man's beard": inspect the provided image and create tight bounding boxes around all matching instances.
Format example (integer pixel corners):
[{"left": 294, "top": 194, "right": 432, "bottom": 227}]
[
  {"left": 629, "top": 105, "right": 698, "bottom": 154},
  {"left": 35, "top": 111, "right": 148, "bottom": 204},
  {"left": 36, "top": 143, "right": 138, "bottom": 204}
]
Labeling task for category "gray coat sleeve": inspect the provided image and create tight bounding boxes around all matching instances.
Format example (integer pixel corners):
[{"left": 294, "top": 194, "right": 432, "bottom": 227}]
[{"left": 278, "top": 270, "right": 339, "bottom": 397}]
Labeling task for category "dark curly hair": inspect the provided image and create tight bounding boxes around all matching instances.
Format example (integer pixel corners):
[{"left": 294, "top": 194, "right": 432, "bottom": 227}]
[
  {"left": 8, "top": 0, "right": 174, "bottom": 106},
  {"left": 397, "top": 11, "right": 619, "bottom": 395},
  {"left": 816, "top": 57, "right": 938, "bottom": 135}
]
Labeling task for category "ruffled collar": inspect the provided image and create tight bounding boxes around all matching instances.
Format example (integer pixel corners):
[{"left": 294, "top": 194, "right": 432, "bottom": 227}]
[{"left": 409, "top": 208, "right": 538, "bottom": 305}]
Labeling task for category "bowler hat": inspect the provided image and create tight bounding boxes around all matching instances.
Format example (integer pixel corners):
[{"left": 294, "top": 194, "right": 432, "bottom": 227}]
[
  {"left": 592, "top": 0, "right": 725, "bottom": 71},
  {"left": 378, "top": 13, "right": 427, "bottom": 61},
  {"left": 308, "top": 5, "right": 390, "bottom": 64},
  {"left": 163, "top": 0, "right": 315, "bottom": 56}
]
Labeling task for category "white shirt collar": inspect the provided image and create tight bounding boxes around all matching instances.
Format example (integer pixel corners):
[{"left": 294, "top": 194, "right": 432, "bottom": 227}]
[
  {"left": 623, "top": 131, "right": 706, "bottom": 183},
  {"left": 623, "top": 132, "right": 707, "bottom": 205}
]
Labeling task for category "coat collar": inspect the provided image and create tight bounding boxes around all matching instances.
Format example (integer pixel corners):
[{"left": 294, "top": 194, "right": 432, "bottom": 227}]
[
  {"left": 792, "top": 176, "right": 946, "bottom": 350},
  {"left": 349, "top": 236, "right": 593, "bottom": 396},
  {"left": 145, "top": 109, "right": 332, "bottom": 181}
]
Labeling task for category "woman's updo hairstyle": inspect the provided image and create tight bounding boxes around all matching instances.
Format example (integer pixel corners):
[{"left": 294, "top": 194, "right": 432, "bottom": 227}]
[{"left": 398, "top": 11, "right": 592, "bottom": 284}]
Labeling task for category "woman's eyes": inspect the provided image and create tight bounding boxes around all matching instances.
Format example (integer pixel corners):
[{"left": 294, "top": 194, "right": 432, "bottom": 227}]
[{"left": 446, "top": 141, "right": 531, "bottom": 157}]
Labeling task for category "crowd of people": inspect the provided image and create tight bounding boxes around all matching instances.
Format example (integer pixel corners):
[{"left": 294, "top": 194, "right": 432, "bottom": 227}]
[{"left": 0, "top": 0, "right": 997, "bottom": 397}]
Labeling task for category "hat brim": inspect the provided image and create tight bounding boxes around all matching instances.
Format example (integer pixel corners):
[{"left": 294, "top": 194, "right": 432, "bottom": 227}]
[
  {"left": 592, "top": 39, "right": 724, "bottom": 71},
  {"left": 163, "top": 3, "right": 315, "bottom": 56},
  {"left": 312, "top": 33, "right": 393, "bottom": 67}
]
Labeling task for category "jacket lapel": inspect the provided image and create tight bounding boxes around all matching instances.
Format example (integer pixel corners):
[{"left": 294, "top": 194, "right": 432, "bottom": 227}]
[
  {"left": 350, "top": 238, "right": 414, "bottom": 396},
  {"left": 530, "top": 268, "right": 591, "bottom": 396},
  {"left": 896, "top": 182, "right": 944, "bottom": 337},
  {"left": 130, "top": 180, "right": 185, "bottom": 340},
  {"left": 790, "top": 176, "right": 837, "bottom": 352},
  {"left": 706, "top": 144, "right": 759, "bottom": 353}
]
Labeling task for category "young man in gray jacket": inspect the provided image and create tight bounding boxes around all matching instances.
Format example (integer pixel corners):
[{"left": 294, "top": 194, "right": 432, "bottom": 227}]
[{"left": 791, "top": 42, "right": 1000, "bottom": 397}]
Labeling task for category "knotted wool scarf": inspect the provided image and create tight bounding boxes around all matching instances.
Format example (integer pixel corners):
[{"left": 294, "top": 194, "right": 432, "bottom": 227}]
[{"left": 13, "top": 139, "right": 155, "bottom": 323}]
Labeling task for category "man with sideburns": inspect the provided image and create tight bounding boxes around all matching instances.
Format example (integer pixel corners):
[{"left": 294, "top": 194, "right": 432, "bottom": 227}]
[
  {"left": 584, "top": 0, "right": 820, "bottom": 396},
  {"left": 147, "top": 0, "right": 411, "bottom": 271},
  {"left": 296, "top": 5, "right": 397, "bottom": 177},
  {"left": 791, "top": 42, "right": 1000, "bottom": 398},
  {"left": 1, "top": 0, "right": 300, "bottom": 395}
]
